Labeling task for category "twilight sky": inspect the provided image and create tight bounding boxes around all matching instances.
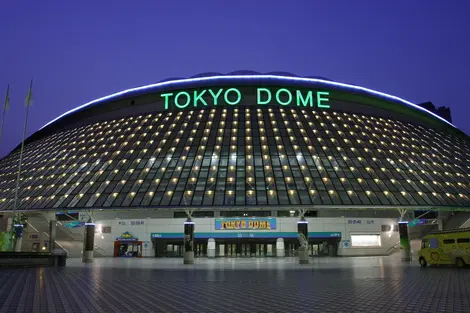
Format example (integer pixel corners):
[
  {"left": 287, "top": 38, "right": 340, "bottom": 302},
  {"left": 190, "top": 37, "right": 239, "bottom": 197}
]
[{"left": 0, "top": 0, "right": 469, "bottom": 158}]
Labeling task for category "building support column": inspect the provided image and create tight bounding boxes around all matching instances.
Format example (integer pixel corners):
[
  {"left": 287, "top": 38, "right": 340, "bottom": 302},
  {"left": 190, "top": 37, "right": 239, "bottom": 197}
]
[
  {"left": 207, "top": 238, "right": 216, "bottom": 258},
  {"left": 49, "top": 220, "right": 56, "bottom": 253},
  {"left": 183, "top": 217, "right": 195, "bottom": 264},
  {"left": 276, "top": 238, "right": 285, "bottom": 257},
  {"left": 14, "top": 224, "right": 24, "bottom": 252},
  {"left": 82, "top": 219, "right": 95, "bottom": 263},
  {"left": 398, "top": 221, "right": 411, "bottom": 262},
  {"left": 297, "top": 216, "right": 309, "bottom": 264}
]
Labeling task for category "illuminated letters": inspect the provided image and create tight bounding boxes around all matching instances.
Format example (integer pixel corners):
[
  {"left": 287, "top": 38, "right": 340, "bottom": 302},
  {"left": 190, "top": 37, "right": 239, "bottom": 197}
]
[
  {"left": 296, "top": 90, "right": 314, "bottom": 107},
  {"left": 257, "top": 88, "right": 271, "bottom": 105},
  {"left": 276, "top": 88, "right": 292, "bottom": 106},
  {"left": 161, "top": 87, "right": 330, "bottom": 110},
  {"left": 208, "top": 89, "right": 224, "bottom": 105},
  {"left": 161, "top": 92, "right": 173, "bottom": 110},
  {"left": 193, "top": 90, "right": 208, "bottom": 107},
  {"left": 224, "top": 88, "right": 242, "bottom": 105},
  {"left": 175, "top": 91, "right": 191, "bottom": 109},
  {"left": 317, "top": 91, "right": 330, "bottom": 108}
]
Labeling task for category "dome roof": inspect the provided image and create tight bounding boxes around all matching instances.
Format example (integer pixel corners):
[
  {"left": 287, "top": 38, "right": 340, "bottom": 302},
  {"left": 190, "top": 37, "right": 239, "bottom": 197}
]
[{"left": 38, "top": 71, "right": 458, "bottom": 135}]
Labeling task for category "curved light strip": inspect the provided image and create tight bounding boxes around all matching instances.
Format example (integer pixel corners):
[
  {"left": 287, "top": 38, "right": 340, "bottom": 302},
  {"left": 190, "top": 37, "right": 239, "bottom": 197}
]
[{"left": 40, "top": 75, "right": 456, "bottom": 130}]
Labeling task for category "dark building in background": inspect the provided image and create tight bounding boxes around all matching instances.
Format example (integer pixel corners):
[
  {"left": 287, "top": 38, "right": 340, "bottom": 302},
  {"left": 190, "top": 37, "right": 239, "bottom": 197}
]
[{"left": 418, "top": 101, "right": 452, "bottom": 123}]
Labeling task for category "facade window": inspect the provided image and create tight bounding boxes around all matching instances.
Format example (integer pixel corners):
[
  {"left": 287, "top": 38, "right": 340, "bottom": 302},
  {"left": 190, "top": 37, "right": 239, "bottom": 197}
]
[
  {"left": 173, "top": 211, "right": 214, "bottom": 218},
  {"left": 220, "top": 211, "right": 271, "bottom": 217},
  {"left": 0, "top": 104, "right": 468, "bottom": 211},
  {"left": 102, "top": 226, "right": 112, "bottom": 233},
  {"left": 381, "top": 225, "right": 392, "bottom": 232}
]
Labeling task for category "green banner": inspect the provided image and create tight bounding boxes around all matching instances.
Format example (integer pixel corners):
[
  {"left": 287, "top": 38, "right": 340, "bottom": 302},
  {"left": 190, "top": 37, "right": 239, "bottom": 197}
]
[{"left": 0, "top": 232, "right": 13, "bottom": 251}]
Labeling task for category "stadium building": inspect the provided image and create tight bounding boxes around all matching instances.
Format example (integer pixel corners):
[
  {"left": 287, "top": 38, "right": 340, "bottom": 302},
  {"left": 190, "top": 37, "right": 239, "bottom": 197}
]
[{"left": 0, "top": 71, "right": 469, "bottom": 261}]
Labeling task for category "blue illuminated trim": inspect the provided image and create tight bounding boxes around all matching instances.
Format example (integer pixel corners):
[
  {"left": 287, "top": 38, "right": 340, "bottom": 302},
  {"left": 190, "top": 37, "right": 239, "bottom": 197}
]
[
  {"left": 398, "top": 221, "right": 409, "bottom": 224},
  {"left": 40, "top": 75, "right": 456, "bottom": 130},
  {"left": 84, "top": 222, "right": 95, "bottom": 226}
]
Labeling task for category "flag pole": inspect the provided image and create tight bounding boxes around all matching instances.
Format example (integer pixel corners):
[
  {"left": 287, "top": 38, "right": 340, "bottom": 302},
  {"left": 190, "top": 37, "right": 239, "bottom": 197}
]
[
  {"left": 0, "top": 85, "right": 10, "bottom": 145},
  {"left": 10, "top": 80, "right": 33, "bottom": 251}
]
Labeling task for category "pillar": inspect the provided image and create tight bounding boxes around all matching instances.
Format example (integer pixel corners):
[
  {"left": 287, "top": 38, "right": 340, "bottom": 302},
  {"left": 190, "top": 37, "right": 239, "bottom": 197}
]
[
  {"left": 297, "top": 218, "right": 309, "bottom": 264},
  {"left": 276, "top": 238, "right": 285, "bottom": 257},
  {"left": 82, "top": 219, "right": 95, "bottom": 263},
  {"left": 183, "top": 218, "right": 195, "bottom": 264},
  {"left": 207, "top": 238, "right": 216, "bottom": 258},
  {"left": 49, "top": 220, "right": 56, "bottom": 253},
  {"left": 398, "top": 221, "right": 411, "bottom": 261},
  {"left": 14, "top": 224, "right": 24, "bottom": 252}
]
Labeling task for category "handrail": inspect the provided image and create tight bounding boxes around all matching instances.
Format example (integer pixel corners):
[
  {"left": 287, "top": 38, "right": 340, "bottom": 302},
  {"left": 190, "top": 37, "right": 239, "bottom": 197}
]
[
  {"left": 26, "top": 215, "right": 73, "bottom": 255},
  {"left": 386, "top": 241, "right": 400, "bottom": 255},
  {"left": 93, "top": 244, "right": 107, "bottom": 256},
  {"left": 42, "top": 232, "right": 69, "bottom": 255},
  {"left": 34, "top": 213, "right": 83, "bottom": 241},
  {"left": 28, "top": 213, "right": 108, "bottom": 257}
]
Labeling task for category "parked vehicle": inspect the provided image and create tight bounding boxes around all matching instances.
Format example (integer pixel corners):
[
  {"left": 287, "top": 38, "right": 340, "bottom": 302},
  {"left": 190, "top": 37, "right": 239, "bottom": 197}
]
[{"left": 418, "top": 228, "right": 470, "bottom": 268}]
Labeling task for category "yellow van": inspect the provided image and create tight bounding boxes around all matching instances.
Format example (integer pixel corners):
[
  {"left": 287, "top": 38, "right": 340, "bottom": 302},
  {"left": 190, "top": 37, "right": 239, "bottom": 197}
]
[{"left": 418, "top": 228, "right": 470, "bottom": 268}]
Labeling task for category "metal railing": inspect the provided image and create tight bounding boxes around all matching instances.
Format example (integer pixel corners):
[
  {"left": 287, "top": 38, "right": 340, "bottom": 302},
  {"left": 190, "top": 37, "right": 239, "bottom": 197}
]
[
  {"left": 93, "top": 245, "right": 107, "bottom": 257},
  {"left": 386, "top": 241, "right": 400, "bottom": 255}
]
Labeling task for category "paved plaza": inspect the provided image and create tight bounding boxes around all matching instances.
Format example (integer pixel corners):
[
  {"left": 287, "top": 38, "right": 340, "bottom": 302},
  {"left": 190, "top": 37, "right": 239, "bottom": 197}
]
[{"left": 0, "top": 256, "right": 469, "bottom": 313}]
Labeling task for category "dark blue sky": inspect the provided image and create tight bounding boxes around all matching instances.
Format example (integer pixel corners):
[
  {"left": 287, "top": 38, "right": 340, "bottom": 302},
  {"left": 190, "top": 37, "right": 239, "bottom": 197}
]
[{"left": 1, "top": 1, "right": 469, "bottom": 157}]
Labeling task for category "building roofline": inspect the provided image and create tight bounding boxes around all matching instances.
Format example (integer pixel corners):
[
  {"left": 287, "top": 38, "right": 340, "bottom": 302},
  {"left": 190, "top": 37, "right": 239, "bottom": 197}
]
[{"left": 40, "top": 74, "right": 457, "bottom": 130}]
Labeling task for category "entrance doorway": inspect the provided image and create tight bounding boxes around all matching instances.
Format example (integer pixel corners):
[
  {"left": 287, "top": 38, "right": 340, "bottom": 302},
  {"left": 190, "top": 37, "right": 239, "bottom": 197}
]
[
  {"left": 215, "top": 239, "right": 275, "bottom": 257},
  {"left": 151, "top": 239, "right": 206, "bottom": 257},
  {"left": 114, "top": 241, "right": 143, "bottom": 258},
  {"left": 151, "top": 237, "right": 339, "bottom": 258},
  {"left": 195, "top": 241, "right": 207, "bottom": 257},
  {"left": 284, "top": 239, "right": 339, "bottom": 257},
  {"left": 309, "top": 241, "right": 338, "bottom": 257}
]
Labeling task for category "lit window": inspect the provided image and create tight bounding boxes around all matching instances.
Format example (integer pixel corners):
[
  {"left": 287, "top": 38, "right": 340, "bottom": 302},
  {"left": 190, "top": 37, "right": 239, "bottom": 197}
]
[{"left": 351, "top": 234, "right": 381, "bottom": 247}]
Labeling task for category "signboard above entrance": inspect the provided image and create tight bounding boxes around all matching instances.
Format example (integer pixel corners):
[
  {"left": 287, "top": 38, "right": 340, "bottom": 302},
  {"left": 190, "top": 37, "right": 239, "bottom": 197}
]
[
  {"left": 161, "top": 87, "right": 330, "bottom": 110},
  {"left": 116, "top": 231, "right": 138, "bottom": 241},
  {"left": 215, "top": 218, "right": 276, "bottom": 230}
]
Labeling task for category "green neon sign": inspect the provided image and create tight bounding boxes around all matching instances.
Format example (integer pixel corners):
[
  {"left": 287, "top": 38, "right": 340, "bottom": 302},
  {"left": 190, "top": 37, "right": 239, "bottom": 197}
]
[{"left": 161, "top": 87, "right": 330, "bottom": 110}]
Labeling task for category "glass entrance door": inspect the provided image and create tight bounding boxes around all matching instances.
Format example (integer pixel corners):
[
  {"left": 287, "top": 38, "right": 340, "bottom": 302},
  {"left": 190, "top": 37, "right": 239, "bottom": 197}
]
[
  {"left": 310, "top": 244, "right": 319, "bottom": 256},
  {"left": 165, "top": 244, "right": 183, "bottom": 257},
  {"left": 254, "top": 244, "right": 265, "bottom": 257},
  {"left": 195, "top": 243, "right": 207, "bottom": 257},
  {"left": 241, "top": 244, "right": 249, "bottom": 257},
  {"left": 226, "top": 244, "right": 237, "bottom": 257},
  {"left": 217, "top": 244, "right": 225, "bottom": 257},
  {"left": 285, "top": 243, "right": 298, "bottom": 257},
  {"left": 213, "top": 240, "right": 276, "bottom": 258}
]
